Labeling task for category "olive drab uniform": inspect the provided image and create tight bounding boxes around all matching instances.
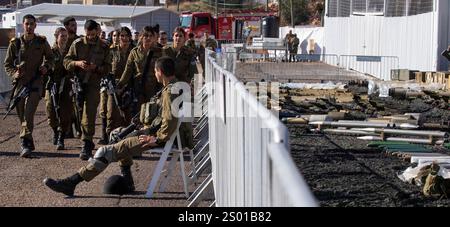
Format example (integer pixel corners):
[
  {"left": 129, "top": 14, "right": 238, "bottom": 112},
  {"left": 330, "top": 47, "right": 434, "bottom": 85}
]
[
  {"left": 162, "top": 45, "right": 197, "bottom": 83},
  {"left": 66, "top": 34, "right": 82, "bottom": 138},
  {"left": 64, "top": 37, "right": 112, "bottom": 143},
  {"left": 78, "top": 79, "right": 180, "bottom": 181},
  {"left": 98, "top": 42, "right": 116, "bottom": 144},
  {"left": 185, "top": 39, "right": 196, "bottom": 50},
  {"left": 107, "top": 44, "right": 134, "bottom": 134},
  {"left": 162, "top": 45, "right": 196, "bottom": 149},
  {"left": 44, "top": 45, "right": 73, "bottom": 138},
  {"left": 291, "top": 36, "right": 299, "bottom": 62},
  {"left": 117, "top": 45, "right": 162, "bottom": 106},
  {"left": 199, "top": 37, "right": 218, "bottom": 72},
  {"left": 3, "top": 35, "right": 54, "bottom": 143}
]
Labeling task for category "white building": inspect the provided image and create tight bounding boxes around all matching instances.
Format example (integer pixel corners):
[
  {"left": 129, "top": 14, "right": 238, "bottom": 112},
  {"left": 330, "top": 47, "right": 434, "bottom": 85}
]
[
  {"left": 323, "top": 0, "right": 449, "bottom": 80},
  {"left": 3, "top": 3, "right": 179, "bottom": 44}
]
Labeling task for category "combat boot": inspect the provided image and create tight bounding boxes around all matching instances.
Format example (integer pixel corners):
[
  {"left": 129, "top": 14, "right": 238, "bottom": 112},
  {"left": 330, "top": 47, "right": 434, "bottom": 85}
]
[
  {"left": 56, "top": 131, "right": 64, "bottom": 150},
  {"left": 79, "top": 140, "right": 94, "bottom": 160},
  {"left": 43, "top": 173, "right": 83, "bottom": 197},
  {"left": 20, "top": 138, "right": 32, "bottom": 158},
  {"left": 98, "top": 118, "right": 109, "bottom": 145},
  {"left": 52, "top": 127, "right": 58, "bottom": 145},
  {"left": 120, "top": 166, "right": 135, "bottom": 193}
]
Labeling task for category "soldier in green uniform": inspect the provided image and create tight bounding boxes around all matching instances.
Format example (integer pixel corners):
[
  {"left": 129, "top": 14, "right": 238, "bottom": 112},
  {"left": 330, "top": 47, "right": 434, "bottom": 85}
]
[
  {"left": 106, "top": 27, "right": 134, "bottom": 137},
  {"left": 64, "top": 20, "right": 112, "bottom": 160},
  {"left": 199, "top": 30, "right": 217, "bottom": 72},
  {"left": 185, "top": 32, "right": 196, "bottom": 50},
  {"left": 63, "top": 16, "right": 81, "bottom": 139},
  {"left": 44, "top": 27, "right": 72, "bottom": 150},
  {"left": 44, "top": 57, "right": 181, "bottom": 196},
  {"left": 291, "top": 34, "right": 299, "bottom": 62},
  {"left": 3, "top": 14, "right": 54, "bottom": 158},
  {"left": 162, "top": 27, "right": 195, "bottom": 150},
  {"left": 157, "top": 30, "right": 168, "bottom": 48},
  {"left": 117, "top": 25, "right": 162, "bottom": 107}
]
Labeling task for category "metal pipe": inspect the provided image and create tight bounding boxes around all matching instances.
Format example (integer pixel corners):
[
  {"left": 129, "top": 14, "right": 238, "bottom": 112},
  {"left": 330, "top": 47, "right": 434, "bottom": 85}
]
[
  {"left": 310, "top": 121, "right": 419, "bottom": 129},
  {"left": 323, "top": 129, "right": 378, "bottom": 136},
  {"left": 357, "top": 136, "right": 444, "bottom": 144},
  {"left": 358, "top": 128, "right": 448, "bottom": 138},
  {"left": 411, "top": 156, "right": 450, "bottom": 164}
]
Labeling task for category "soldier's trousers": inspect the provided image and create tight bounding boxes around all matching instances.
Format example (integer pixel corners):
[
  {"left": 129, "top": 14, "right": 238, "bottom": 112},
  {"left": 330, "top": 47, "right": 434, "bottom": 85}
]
[
  {"left": 78, "top": 135, "right": 157, "bottom": 181},
  {"left": 98, "top": 90, "right": 107, "bottom": 119},
  {"left": 16, "top": 80, "right": 43, "bottom": 140},
  {"left": 44, "top": 87, "right": 73, "bottom": 134},
  {"left": 81, "top": 85, "right": 100, "bottom": 141},
  {"left": 106, "top": 93, "right": 127, "bottom": 135}
]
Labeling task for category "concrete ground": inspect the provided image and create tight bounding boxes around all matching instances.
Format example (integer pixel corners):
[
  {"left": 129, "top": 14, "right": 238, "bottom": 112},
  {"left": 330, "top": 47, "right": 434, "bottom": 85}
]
[{"left": 0, "top": 101, "right": 201, "bottom": 207}]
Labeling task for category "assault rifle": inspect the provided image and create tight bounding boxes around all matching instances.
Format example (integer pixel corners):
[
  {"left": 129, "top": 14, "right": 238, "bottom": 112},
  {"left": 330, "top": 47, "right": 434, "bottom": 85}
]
[
  {"left": 101, "top": 73, "right": 125, "bottom": 119},
  {"left": 70, "top": 75, "right": 84, "bottom": 132},
  {"left": 3, "top": 70, "right": 41, "bottom": 120},
  {"left": 49, "top": 79, "right": 63, "bottom": 128},
  {"left": 108, "top": 111, "right": 141, "bottom": 144}
]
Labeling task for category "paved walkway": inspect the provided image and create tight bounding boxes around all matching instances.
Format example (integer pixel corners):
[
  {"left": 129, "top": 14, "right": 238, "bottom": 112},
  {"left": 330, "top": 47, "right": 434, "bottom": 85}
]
[{"left": 0, "top": 102, "right": 197, "bottom": 207}]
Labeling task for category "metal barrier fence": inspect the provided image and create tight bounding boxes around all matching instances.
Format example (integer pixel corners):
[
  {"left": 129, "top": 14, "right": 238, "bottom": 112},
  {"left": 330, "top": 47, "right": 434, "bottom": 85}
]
[
  {"left": 339, "top": 55, "right": 399, "bottom": 81},
  {"left": 205, "top": 49, "right": 317, "bottom": 207}
]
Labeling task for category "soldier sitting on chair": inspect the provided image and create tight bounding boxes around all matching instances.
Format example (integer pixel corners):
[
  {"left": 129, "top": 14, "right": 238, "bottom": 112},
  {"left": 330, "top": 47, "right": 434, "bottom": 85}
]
[{"left": 43, "top": 56, "right": 182, "bottom": 196}]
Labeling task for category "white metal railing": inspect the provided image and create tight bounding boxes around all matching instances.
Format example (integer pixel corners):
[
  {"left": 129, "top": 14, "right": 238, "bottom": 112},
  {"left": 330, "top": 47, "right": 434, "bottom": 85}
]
[
  {"left": 339, "top": 55, "right": 399, "bottom": 81},
  {"left": 205, "top": 49, "right": 317, "bottom": 207}
]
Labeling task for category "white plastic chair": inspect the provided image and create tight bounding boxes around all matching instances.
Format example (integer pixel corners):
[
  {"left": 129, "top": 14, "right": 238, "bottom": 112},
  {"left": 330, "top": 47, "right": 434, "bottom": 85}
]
[{"left": 145, "top": 107, "right": 192, "bottom": 198}]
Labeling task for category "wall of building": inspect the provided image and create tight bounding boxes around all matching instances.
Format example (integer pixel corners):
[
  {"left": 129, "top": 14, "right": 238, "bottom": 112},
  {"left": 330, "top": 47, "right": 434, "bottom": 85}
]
[
  {"left": 132, "top": 9, "right": 179, "bottom": 38},
  {"left": 324, "top": 11, "right": 439, "bottom": 72}
]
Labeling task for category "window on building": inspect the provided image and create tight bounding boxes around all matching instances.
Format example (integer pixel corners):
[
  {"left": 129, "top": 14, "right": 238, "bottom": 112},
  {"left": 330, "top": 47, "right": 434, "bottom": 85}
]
[
  {"left": 327, "top": 0, "right": 351, "bottom": 17},
  {"left": 327, "top": 0, "right": 338, "bottom": 17},
  {"left": 385, "top": 0, "right": 407, "bottom": 17},
  {"left": 367, "top": 0, "right": 384, "bottom": 13},
  {"left": 408, "top": 0, "right": 434, "bottom": 16}
]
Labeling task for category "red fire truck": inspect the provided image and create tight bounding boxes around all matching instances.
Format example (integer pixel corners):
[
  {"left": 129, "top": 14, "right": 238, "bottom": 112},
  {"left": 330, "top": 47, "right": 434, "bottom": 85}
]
[{"left": 179, "top": 9, "right": 277, "bottom": 40}]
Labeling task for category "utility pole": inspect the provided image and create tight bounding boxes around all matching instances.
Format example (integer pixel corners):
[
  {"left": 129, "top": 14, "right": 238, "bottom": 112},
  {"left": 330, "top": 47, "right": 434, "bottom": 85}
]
[
  {"left": 215, "top": 0, "right": 218, "bottom": 38},
  {"left": 177, "top": 0, "right": 180, "bottom": 12},
  {"left": 290, "top": 0, "right": 294, "bottom": 28}
]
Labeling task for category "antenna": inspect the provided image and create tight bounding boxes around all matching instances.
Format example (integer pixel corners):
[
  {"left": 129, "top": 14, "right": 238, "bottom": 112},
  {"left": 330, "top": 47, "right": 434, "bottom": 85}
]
[{"left": 131, "top": 0, "right": 139, "bottom": 18}]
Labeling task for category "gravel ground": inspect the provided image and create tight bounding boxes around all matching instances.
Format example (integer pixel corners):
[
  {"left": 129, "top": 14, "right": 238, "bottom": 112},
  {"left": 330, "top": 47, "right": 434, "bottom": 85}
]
[
  {"left": 289, "top": 124, "right": 450, "bottom": 207},
  {"left": 0, "top": 102, "right": 204, "bottom": 207}
]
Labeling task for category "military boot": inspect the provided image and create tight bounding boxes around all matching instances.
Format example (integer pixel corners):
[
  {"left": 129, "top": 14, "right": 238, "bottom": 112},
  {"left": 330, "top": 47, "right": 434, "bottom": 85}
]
[
  {"left": 20, "top": 138, "right": 32, "bottom": 158},
  {"left": 56, "top": 131, "right": 64, "bottom": 150},
  {"left": 43, "top": 173, "right": 83, "bottom": 197},
  {"left": 79, "top": 140, "right": 94, "bottom": 161},
  {"left": 98, "top": 118, "right": 109, "bottom": 145},
  {"left": 120, "top": 166, "right": 135, "bottom": 193},
  {"left": 52, "top": 127, "right": 58, "bottom": 145},
  {"left": 28, "top": 138, "right": 35, "bottom": 151}
]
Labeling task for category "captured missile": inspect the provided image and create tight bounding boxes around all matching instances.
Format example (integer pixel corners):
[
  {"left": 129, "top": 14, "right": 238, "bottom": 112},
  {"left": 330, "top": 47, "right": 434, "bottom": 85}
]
[
  {"left": 309, "top": 121, "right": 419, "bottom": 129},
  {"left": 357, "top": 128, "right": 448, "bottom": 138}
]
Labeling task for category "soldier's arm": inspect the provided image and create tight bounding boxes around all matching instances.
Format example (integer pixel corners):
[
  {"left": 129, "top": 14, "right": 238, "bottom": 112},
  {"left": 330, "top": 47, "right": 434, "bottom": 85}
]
[
  {"left": 156, "top": 90, "right": 179, "bottom": 143},
  {"left": 3, "top": 40, "right": 17, "bottom": 78},
  {"left": 63, "top": 42, "right": 78, "bottom": 71},
  {"left": 42, "top": 40, "right": 55, "bottom": 73},
  {"left": 117, "top": 51, "right": 135, "bottom": 88}
]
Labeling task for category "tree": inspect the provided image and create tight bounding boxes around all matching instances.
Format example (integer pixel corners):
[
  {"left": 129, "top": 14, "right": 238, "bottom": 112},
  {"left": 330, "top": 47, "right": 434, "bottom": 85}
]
[{"left": 279, "top": 0, "right": 324, "bottom": 26}]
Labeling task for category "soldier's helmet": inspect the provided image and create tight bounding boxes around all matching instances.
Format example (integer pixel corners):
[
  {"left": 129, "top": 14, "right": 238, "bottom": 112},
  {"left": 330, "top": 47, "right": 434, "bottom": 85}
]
[{"left": 103, "top": 175, "right": 129, "bottom": 195}]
